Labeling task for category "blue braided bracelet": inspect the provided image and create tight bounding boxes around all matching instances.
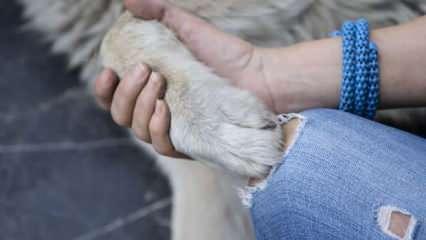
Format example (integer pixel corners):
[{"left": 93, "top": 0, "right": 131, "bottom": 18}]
[{"left": 333, "top": 19, "right": 380, "bottom": 119}]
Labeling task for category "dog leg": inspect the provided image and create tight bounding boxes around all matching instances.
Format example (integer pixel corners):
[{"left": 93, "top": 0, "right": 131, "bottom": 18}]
[
  {"left": 154, "top": 154, "right": 255, "bottom": 240},
  {"left": 101, "top": 12, "right": 284, "bottom": 179}
]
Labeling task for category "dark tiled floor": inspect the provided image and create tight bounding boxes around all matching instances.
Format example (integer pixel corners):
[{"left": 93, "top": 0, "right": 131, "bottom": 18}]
[{"left": 0, "top": 1, "right": 171, "bottom": 240}]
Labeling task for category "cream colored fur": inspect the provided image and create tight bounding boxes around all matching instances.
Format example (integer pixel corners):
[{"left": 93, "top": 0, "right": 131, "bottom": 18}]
[
  {"left": 18, "top": 1, "right": 426, "bottom": 240},
  {"left": 100, "top": 13, "right": 284, "bottom": 238},
  {"left": 151, "top": 147, "right": 254, "bottom": 240},
  {"left": 101, "top": 12, "right": 284, "bottom": 178}
]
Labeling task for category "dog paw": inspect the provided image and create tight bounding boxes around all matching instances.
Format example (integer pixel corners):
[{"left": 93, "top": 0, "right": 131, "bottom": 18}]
[
  {"left": 100, "top": 12, "right": 284, "bottom": 178},
  {"left": 214, "top": 88, "right": 284, "bottom": 178}
]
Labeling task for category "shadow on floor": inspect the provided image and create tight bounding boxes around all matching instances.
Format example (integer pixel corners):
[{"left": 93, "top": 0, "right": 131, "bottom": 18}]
[{"left": 0, "top": 1, "right": 171, "bottom": 240}]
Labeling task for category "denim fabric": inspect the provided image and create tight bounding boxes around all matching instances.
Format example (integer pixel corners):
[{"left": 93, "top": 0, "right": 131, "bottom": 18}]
[{"left": 250, "top": 109, "right": 426, "bottom": 240}]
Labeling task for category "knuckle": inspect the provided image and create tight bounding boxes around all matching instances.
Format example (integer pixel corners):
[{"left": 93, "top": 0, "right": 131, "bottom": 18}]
[
  {"left": 149, "top": 121, "right": 163, "bottom": 136},
  {"left": 123, "top": 0, "right": 138, "bottom": 9},
  {"left": 139, "top": 63, "right": 150, "bottom": 74},
  {"left": 134, "top": 65, "right": 150, "bottom": 83},
  {"left": 111, "top": 112, "right": 130, "bottom": 127},
  {"left": 150, "top": 72, "right": 164, "bottom": 88},
  {"left": 110, "top": 102, "right": 130, "bottom": 127},
  {"left": 94, "top": 88, "right": 106, "bottom": 100},
  {"left": 94, "top": 79, "right": 111, "bottom": 100},
  {"left": 94, "top": 90, "right": 107, "bottom": 102},
  {"left": 154, "top": 145, "right": 172, "bottom": 156},
  {"left": 133, "top": 127, "right": 150, "bottom": 142},
  {"left": 181, "top": 24, "right": 198, "bottom": 45},
  {"left": 134, "top": 98, "right": 148, "bottom": 113},
  {"left": 122, "top": 69, "right": 148, "bottom": 92},
  {"left": 119, "top": 81, "right": 136, "bottom": 97},
  {"left": 94, "top": 69, "right": 117, "bottom": 97}
]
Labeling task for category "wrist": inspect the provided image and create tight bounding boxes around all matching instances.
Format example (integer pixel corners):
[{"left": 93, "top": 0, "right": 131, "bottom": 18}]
[{"left": 259, "top": 39, "right": 342, "bottom": 113}]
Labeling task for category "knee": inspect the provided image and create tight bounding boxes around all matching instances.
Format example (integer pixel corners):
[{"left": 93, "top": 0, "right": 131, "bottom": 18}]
[{"left": 250, "top": 167, "right": 323, "bottom": 239}]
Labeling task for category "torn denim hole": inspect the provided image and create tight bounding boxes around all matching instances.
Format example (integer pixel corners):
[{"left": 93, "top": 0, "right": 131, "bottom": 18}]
[
  {"left": 239, "top": 113, "right": 307, "bottom": 207},
  {"left": 377, "top": 206, "right": 419, "bottom": 240}
]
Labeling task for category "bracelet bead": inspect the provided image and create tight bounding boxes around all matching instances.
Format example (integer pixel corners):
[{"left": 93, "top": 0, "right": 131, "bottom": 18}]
[
  {"left": 354, "top": 19, "right": 370, "bottom": 116},
  {"left": 339, "top": 21, "right": 356, "bottom": 112},
  {"left": 334, "top": 19, "right": 380, "bottom": 119}
]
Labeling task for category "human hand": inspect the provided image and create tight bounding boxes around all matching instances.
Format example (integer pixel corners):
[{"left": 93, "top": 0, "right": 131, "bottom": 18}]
[
  {"left": 93, "top": 0, "right": 281, "bottom": 158},
  {"left": 94, "top": 65, "right": 188, "bottom": 159},
  {"left": 123, "top": 0, "right": 277, "bottom": 111}
]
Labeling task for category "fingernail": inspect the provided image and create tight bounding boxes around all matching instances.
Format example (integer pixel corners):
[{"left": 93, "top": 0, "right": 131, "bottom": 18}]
[
  {"left": 149, "top": 72, "right": 162, "bottom": 85},
  {"left": 133, "top": 63, "right": 147, "bottom": 78}
]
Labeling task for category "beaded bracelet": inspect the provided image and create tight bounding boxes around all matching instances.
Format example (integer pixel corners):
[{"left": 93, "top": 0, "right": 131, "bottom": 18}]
[{"left": 332, "top": 19, "right": 380, "bottom": 119}]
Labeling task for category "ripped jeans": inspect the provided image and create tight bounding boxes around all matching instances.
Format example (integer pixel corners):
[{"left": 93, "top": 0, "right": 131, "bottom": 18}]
[{"left": 250, "top": 109, "right": 425, "bottom": 240}]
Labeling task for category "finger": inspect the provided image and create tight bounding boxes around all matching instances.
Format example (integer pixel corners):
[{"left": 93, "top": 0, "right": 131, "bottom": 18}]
[
  {"left": 150, "top": 100, "right": 189, "bottom": 159},
  {"left": 94, "top": 69, "right": 119, "bottom": 110},
  {"left": 111, "top": 64, "right": 150, "bottom": 127},
  {"left": 124, "top": 0, "right": 167, "bottom": 20},
  {"left": 132, "top": 72, "right": 166, "bottom": 142},
  {"left": 124, "top": 0, "right": 251, "bottom": 74}
]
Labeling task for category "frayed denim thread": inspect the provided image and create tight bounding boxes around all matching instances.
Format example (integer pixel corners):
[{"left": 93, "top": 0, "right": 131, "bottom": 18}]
[{"left": 240, "top": 113, "right": 307, "bottom": 207}]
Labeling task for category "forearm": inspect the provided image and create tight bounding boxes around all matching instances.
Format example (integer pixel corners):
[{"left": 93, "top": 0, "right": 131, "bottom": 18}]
[
  {"left": 261, "top": 17, "right": 426, "bottom": 113},
  {"left": 372, "top": 17, "right": 426, "bottom": 109},
  {"left": 260, "top": 38, "right": 341, "bottom": 113}
]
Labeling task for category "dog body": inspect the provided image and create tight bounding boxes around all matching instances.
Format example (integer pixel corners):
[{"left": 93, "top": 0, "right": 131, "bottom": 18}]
[
  {"left": 100, "top": 12, "right": 286, "bottom": 239},
  {"left": 18, "top": 1, "right": 426, "bottom": 239}
]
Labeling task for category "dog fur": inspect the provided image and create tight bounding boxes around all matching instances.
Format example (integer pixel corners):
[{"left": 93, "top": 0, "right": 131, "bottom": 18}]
[
  {"left": 18, "top": 1, "right": 426, "bottom": 239},
  {"left": 100, "top": 12, "right": 284, "bottom": 178}
]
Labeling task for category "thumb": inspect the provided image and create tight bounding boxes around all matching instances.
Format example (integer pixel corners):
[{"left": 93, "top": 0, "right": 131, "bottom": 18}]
[
  {"left": 123, "top": 0, "right": 252, "bottom": 74},
  {"left": 124, "top": 0, "right": 220, "bottom": 47},
  {"left": 124, "top": 0, "right": 167, "bottom": 21}
]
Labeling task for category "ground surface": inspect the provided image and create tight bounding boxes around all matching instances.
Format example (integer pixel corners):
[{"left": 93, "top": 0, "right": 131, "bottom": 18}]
[{"left": 0, "top": 1, "right": 171, "bottom": 240}]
